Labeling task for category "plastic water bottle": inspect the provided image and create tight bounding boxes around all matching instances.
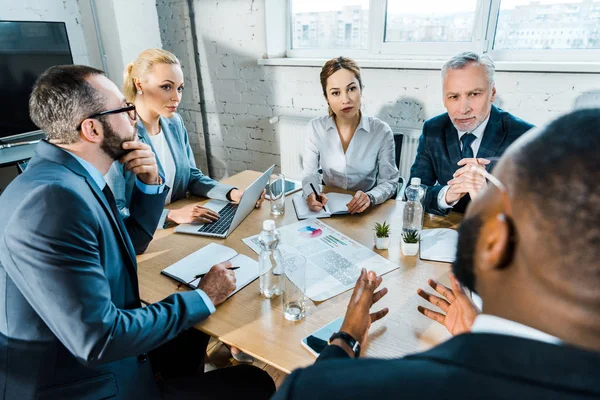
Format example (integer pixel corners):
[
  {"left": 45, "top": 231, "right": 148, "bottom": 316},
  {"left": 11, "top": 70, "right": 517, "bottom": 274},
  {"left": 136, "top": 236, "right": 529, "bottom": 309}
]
[
  {"left": 258, "top": 220, "right": 282, "bottom": 298},
  {"left": 403, "top": 177, "right": 425, "bottom": 235}
]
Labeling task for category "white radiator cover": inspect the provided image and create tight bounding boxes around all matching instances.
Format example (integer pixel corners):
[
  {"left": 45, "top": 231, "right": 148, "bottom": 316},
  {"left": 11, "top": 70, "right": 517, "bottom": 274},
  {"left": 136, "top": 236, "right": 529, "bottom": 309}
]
[{"left": 274, "top": 116, "right": 421, "bottom": 182}]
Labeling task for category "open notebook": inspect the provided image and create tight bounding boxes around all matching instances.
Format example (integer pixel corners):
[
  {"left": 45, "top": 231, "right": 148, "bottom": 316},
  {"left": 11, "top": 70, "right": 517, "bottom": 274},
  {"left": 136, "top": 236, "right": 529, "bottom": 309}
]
[
  {"left": 419, "top": 228, "right": 459, "bottom": 263},
  {"left": 161, "top": 243, "right": 259, "bottom": 296},
  {"left": 292, "top": 193, "right": 354, "bottom": 220}
]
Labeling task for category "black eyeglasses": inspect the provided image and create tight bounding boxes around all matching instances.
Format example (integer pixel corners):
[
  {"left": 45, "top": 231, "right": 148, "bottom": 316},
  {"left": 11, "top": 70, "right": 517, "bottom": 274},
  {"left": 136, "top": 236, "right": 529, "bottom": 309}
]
[{"left": 77, "top": 103, "right": 137, "bottom": 130}]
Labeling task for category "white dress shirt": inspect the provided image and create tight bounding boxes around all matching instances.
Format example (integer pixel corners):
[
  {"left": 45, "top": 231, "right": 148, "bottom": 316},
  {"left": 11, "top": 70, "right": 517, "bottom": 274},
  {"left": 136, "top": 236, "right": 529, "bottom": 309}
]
[
  {"left": 471, "top": 314, "right": 561, "bottom": 345},
  {"left": 302, "top": 114, "right": 400, "bottom": 205},
  {"left": 438, "top": 114, "right": 491, "bottom": 209},
  {"left": 149, "top": 130, "right": 177, "bottom": 205}
]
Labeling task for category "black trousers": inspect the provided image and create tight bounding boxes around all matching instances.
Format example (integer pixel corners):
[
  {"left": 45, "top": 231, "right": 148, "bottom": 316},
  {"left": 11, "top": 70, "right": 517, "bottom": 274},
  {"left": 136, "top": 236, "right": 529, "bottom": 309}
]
[{"left": 150, "top": 329, "right": 276, "bottom": 400}]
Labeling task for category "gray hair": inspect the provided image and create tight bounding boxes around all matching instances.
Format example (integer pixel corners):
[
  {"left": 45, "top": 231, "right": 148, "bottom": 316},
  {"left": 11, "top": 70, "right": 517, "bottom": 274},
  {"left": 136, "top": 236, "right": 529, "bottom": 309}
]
[
  {"left": 441, "top": 52, "right": 495, "bottom": 86},
  {"left": 29, "top": 65, "right": 106, "bottom": 144}
]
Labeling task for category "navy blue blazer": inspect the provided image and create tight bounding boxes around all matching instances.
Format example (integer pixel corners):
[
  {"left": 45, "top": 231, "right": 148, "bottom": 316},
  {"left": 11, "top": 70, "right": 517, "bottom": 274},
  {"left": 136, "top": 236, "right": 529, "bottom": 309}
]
[
  {"left": 274, "top": 333, "right": 600, "bottom": 399},
  {"left": 0, "top": 141, "right": 212, "bottom": 400},
  {"left": 409, "top": 106, "right": 533, "bottom": 215}
]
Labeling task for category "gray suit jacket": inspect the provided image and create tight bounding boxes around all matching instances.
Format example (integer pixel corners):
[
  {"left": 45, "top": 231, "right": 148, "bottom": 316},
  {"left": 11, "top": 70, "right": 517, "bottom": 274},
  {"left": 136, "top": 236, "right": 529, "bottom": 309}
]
[
  {"left": 0, "top": 141, "right": 212, "bottom": 400},
  {"left": 105, "top": 114, "right": 234, "bottom": 218}
]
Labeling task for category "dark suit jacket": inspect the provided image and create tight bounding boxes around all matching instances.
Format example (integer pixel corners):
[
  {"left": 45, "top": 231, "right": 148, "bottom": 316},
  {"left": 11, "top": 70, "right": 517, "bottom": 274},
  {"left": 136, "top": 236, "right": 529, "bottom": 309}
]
[
  {"left": 0, "top": 141, "right": 212, "bottom": 400},
  {"left": 409, "top": 106, "right": 533, "bottom": 215},
  {"left": 273, "top": 333, "right": 600, "bottom": 399}
]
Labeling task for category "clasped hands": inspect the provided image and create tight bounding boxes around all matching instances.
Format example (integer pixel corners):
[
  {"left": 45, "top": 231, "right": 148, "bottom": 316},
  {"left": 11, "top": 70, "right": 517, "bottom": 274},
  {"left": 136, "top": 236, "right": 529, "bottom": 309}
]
[{"left": 445, "top": 157, "right": 491, "bottom": 204}]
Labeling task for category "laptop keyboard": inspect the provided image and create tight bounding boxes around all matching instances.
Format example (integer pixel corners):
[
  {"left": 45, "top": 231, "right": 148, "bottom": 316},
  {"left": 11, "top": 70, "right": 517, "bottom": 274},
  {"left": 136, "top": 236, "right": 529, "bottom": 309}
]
[{"left": 197, "top": 202, "right": 238, "bottom": 235}]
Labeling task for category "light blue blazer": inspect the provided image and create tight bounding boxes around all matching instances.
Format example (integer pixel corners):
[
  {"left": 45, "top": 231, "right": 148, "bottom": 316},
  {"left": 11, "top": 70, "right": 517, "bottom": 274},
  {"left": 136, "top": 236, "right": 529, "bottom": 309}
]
[{"left": 105, "top": 113, "right": 234, "bottom": 220}]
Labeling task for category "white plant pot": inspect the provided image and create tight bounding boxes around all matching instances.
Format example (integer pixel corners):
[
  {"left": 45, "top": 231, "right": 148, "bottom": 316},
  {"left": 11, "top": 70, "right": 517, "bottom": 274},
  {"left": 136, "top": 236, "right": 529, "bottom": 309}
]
[
  {"left": 401, "top": 241, "right": 419, "bottom": 256},
  {"left": 374, "top": 235, "right": 391, "bottom": 250}
]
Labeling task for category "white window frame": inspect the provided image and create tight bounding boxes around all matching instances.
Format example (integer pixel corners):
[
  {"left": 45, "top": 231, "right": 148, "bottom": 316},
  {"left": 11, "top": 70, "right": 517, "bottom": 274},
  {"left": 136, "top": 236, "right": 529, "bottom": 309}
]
[{"left": 264, "top": 0, "right": 600, "bottom": 68}]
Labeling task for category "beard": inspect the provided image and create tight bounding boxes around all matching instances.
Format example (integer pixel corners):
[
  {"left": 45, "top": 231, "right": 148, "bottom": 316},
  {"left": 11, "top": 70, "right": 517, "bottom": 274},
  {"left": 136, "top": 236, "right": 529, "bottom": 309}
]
[
  {"left": 451, "top": 214, "right": 482, "bottom": 293},
  {"left": 100, "top": 119, "right": 136, "bottom": 160}
]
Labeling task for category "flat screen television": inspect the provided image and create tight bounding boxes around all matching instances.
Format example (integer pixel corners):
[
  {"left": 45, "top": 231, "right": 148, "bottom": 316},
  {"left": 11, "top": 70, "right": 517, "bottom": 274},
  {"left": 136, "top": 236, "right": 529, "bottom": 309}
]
[{"left": 0, "top": 21, "right": 73, "bottom": 142}]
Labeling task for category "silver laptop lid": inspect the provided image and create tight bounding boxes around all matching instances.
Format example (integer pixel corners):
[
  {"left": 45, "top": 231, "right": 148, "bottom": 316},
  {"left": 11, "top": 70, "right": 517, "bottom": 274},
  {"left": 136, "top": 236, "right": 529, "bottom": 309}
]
[{"left": 226, "top": 165, "right": 275, "bottom": 236}]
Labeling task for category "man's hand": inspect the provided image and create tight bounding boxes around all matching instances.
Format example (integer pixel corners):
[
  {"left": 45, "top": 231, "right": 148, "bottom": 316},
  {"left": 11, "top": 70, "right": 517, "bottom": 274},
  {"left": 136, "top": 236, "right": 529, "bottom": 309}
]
[
  {"left": 417, "top": 274, "right": 480, "bottom": 336},
  {"left": 336, "top": 269, "right": 389, "bottom": 357},
  {"left": 229, "top": 188, "right": 266, "bottom": 208},
  {"left": 306, "top": 192, "right": 328, "bottom": 212},
  {"left": 197, "top": 261, "right": 237, "bottom": 306},
  {"left": 119, "top": 141, "right": 160, "bottom": 185},
  {"left": 167, "top": 203, "right": 220, "bottom": 224},
  {"left": 445, "top": 158, "right": 490, "bottom": 204},
  {"left": 346, "top": 191, "right": 370, "bottom": 214}
]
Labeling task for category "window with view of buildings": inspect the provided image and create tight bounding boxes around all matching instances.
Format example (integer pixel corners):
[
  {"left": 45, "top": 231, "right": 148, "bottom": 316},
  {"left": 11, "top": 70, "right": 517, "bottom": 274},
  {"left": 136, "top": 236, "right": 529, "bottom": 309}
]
[{"left": 285, "top": 0, "right": 600, "bottom": 62}]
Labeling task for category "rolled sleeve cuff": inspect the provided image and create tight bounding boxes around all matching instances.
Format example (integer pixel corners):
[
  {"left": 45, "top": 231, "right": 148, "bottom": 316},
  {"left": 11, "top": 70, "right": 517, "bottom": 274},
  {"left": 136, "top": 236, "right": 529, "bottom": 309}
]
[
  {"left": 438, "top": 185, "right": 458, "bottom": 209},
  {"left": 135, "top": 175, "right": 167, "bottom": 195},
  {"left": 195, "top": 289, "right": 216, "bottom": 314}
]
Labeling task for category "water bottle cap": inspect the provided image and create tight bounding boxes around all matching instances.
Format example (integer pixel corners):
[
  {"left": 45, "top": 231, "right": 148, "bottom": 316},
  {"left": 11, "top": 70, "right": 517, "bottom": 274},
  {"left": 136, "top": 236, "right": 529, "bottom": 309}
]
[
  {"left": 410, "top": 177, "right": 421, "bottom": 186},
  {"left": 263, "top": 220, "right": 276, "bottom": 231}
]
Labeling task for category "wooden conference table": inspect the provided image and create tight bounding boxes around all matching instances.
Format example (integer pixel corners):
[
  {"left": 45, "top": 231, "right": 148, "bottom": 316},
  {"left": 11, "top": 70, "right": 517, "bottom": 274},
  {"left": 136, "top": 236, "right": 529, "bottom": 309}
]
[{"left": 137, "top": 170, "right": 462, "bottom": 374}]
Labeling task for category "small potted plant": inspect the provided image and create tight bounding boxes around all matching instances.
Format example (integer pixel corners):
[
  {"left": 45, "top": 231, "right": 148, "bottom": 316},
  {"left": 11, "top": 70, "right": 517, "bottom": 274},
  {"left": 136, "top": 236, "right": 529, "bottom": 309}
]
[
  {"left": 373, "top": 221, "right": 391, "bottom": 250},
  {"left": 401, "top": 230, "right": 420, "bottom": 256}
]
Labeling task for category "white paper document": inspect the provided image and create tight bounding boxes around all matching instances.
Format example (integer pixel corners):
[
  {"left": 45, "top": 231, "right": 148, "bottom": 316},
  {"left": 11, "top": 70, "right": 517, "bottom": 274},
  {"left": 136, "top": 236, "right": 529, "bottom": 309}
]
[
  {"left": 243, "top": 219, "right": 398, "bottom": 301},
  {"left": 419, "top": 228, "right": 459, "bottom": 263},
  {"left": 161, "top": 243, "right": 259, "bottom": 296},
  {"left": 292, "top": 193, "right": 354, "bottom": 220}
]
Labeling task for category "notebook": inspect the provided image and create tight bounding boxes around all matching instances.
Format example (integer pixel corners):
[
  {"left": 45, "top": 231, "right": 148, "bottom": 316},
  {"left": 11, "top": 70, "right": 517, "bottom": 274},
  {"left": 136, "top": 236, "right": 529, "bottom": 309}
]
[
  {"left": 161, "top": 243, "right": 259, "bottom": 296},
  {"left": 292, "top": 193, "right": 354, "bottom": 220},
  {"left": 419, "top": 228, "right": 459, "bottom": 263}
]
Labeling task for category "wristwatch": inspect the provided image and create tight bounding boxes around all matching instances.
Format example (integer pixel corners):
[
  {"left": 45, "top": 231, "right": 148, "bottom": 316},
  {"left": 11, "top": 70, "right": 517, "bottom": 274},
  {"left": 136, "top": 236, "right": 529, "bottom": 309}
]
[{"left": 329, "top": 331, "right": 361, "bottom": 358}]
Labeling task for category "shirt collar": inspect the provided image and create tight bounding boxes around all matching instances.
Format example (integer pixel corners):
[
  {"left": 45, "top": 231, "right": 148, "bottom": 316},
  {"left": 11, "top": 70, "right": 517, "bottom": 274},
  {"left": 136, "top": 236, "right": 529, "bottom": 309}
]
[
  {"left": 471, "top": 314, "right": 562, "bottom": 345},
  {"left": 326, "top": 112, "right": 370, "bottom": 134},
  {"left": 67, "top": 151, "right": 107, "bottom": 190},
  {"left": 457, "top": 113, "right": 491, "bottom": 139}
]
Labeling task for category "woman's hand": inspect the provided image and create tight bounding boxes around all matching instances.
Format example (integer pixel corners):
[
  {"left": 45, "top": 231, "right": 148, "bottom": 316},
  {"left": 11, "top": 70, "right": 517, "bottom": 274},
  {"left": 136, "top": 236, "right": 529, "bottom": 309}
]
[
  {"left": 167, "top": 203, "right": 220, "bottom": 224},
  {"left": 306, "top": 192, "right": 328, "bottom": 212},
  {"left": 229, "top": 189, "right": 266, "bottom": 208},
  {"left": 346, "top": 191, "right": 370, "bottom": 214}
]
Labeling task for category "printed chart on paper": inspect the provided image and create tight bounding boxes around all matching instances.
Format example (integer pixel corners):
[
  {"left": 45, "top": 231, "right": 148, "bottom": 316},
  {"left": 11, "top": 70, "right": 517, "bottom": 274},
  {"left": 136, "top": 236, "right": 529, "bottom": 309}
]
[{"left": 243, "top": 219, "right": 398, "bottom": 301}]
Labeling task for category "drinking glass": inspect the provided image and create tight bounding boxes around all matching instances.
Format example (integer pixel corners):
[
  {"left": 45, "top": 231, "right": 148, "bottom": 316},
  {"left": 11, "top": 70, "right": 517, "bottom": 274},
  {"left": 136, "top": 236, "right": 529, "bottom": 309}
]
[
  {"left": 282, "top": 254, "right": 307, "bottom": 321},
  {"left": 269, "top": 173, "right": 285, "bottom": 216}
]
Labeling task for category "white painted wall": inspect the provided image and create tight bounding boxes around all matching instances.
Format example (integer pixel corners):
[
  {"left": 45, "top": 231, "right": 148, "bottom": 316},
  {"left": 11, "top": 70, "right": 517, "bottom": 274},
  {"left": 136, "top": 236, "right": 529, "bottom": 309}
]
[{"left": 156, "top": 0, "right": 600, "bottom": 179}]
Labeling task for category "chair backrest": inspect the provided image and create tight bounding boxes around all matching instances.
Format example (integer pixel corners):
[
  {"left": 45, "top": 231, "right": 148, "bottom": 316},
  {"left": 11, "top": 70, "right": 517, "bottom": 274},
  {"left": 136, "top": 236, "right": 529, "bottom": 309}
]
[{"left": 393, "top": 133, "right": 403, "bottom": 169}]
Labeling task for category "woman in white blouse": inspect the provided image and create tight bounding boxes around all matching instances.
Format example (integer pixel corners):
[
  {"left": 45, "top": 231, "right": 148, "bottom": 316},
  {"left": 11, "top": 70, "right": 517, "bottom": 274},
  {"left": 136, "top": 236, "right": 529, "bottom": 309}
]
[{"left": 303, "top": 57, "right": 400, "bottom": 214}]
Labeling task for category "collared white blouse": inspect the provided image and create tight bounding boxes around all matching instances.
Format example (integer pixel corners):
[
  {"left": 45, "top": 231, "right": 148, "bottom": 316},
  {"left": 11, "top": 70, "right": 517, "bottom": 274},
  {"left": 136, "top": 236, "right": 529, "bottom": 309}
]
[{"left": 302, "top": 114, "right": 400, "bottom": 205}]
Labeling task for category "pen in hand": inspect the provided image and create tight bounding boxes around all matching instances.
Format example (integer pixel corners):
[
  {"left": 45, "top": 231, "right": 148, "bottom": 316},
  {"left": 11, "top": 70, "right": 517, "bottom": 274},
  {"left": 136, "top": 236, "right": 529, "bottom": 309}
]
[
  {"left": 309, "top": 183, "right": 327, "bottom": 212},
  {"left": 177, "top": 266, "right": 240, "bottom": 289}
]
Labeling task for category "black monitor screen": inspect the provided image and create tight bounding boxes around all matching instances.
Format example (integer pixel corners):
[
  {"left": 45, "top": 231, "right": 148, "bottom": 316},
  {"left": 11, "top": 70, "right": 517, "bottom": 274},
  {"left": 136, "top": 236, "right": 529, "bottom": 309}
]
[{"left": 0, "top": 21, "right": 73, "bottom": 140}]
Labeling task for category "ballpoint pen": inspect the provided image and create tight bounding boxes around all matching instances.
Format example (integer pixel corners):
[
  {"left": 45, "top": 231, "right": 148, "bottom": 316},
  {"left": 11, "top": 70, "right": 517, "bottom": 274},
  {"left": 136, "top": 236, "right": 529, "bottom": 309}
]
[
  {"left": 309, "top": 183, "right": 327, "bottom": 212},
  {"left": 177, "top": 266, "right": 240, "bottom": 289}
]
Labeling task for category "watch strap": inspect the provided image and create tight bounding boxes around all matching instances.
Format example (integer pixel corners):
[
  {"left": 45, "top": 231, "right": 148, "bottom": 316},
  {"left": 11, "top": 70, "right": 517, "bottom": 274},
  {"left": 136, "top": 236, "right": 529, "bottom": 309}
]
[{"left": 329, "top": 331, "right": 361, "bottom": 357}]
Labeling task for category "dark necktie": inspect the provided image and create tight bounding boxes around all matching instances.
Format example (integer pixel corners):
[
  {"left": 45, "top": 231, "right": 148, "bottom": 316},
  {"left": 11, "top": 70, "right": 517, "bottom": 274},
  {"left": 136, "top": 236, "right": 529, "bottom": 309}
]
[
  {"left": 460, "top": 133, "right": 476, "bottom": 159},
  {"left": 102, "top": 185, "right": 121, "bottom": 221}
]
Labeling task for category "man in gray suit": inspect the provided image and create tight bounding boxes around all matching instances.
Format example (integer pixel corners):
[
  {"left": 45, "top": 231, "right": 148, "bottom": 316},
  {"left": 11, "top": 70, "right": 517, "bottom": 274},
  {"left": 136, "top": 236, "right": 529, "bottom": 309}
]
[{"left": 0, "top": 65, "right": 274, "bottom": 399}]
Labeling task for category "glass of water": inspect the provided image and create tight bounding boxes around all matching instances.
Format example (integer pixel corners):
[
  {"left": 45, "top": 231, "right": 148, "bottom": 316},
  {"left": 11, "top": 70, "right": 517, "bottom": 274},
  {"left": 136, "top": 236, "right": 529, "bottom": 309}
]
[
  {"left": 269, "top": 173, "right": 285, "bottom": 216},
  {"left": 282, "top": 254, "right": 307, "bottom": 321}
]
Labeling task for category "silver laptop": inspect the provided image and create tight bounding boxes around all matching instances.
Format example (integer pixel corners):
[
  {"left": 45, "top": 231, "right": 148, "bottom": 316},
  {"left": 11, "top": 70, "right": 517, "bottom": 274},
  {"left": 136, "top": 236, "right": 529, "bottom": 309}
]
[{"left": 174, "top": 165, "right": 275, "bottom": 238}]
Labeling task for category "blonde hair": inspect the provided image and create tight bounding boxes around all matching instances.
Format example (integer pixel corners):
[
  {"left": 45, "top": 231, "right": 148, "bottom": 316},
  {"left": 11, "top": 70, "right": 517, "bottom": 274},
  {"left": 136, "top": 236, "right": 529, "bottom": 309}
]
[{"left": 123, "top": 48, "right": 180, "bottom": 103}]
